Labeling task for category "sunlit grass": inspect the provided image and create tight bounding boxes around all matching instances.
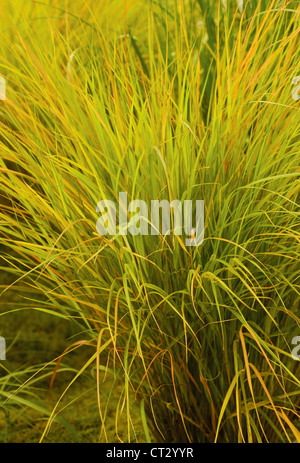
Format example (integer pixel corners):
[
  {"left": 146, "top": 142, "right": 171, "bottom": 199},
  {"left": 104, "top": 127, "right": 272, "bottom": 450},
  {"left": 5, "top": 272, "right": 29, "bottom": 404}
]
[{"left": 0, "top": 0, "right": 299, "bottom": 443}]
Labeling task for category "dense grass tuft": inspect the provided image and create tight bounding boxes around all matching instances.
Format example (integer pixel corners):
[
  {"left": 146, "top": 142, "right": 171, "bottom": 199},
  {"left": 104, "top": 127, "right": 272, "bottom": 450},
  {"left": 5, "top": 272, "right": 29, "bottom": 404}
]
[{"left": 0, "top": 0, "right": 299, "bottom": 443}]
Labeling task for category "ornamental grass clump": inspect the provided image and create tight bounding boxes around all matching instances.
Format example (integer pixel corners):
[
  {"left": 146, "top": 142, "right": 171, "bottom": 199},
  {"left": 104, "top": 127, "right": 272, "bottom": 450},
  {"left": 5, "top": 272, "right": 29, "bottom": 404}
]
[{"left": 0, "top": 0, "right": 299, "bottom": 443}]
